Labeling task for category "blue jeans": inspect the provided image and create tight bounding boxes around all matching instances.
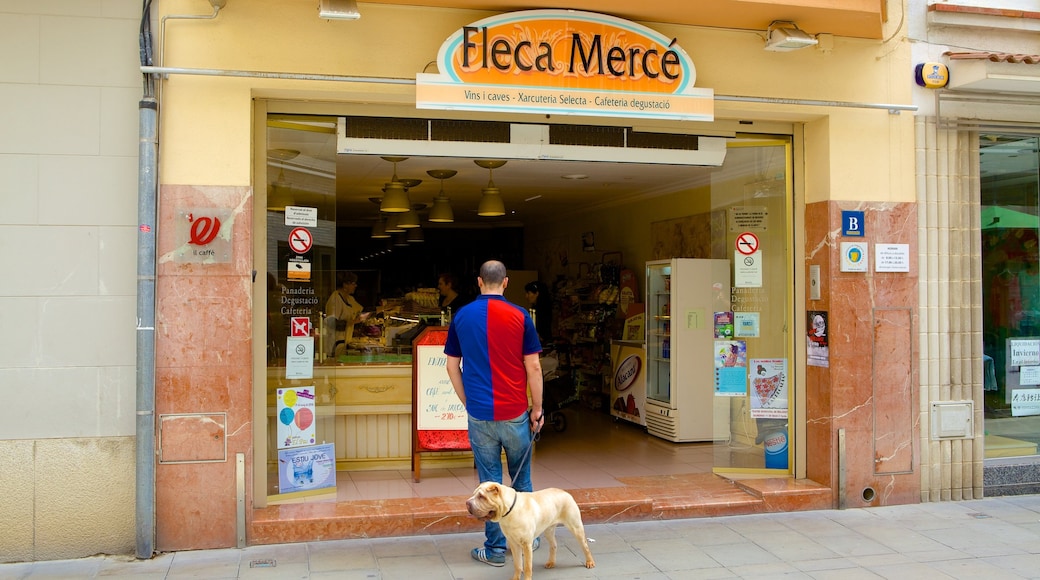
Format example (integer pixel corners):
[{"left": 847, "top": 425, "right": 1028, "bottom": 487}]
[{"left": 468, "top": 411, "right": 534, "bottom": 553}]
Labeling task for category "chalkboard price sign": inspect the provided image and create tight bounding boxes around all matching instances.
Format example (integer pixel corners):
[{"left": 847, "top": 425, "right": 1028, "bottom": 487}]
[{"left": 415, "top": 343, "right": 468, "bottom": 430}]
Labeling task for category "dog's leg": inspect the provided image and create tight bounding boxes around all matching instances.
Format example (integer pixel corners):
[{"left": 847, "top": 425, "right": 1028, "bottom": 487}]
[
  {"left": 544, "top": 525, "right": 558, "bottom": 569},
  {"left": 506, "top": 538, "right": 524, "bottom": 580},
  {"left": 521, "top": 541, "right": 534, "bottom": 580},
  {"left": 563, "top": 520, "right": 596, "bottom": 569}
]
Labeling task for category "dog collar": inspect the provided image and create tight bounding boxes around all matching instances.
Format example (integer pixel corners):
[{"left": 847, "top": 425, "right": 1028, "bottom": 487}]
[{"left": 501, "top": 488, "right": 519, "bottom": 518}]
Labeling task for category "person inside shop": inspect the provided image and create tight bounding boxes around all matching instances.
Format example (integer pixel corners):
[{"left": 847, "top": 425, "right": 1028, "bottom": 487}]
[
  {"left": 437, "top": 272, "right": 472, "bottom": 314},
  {"left": 325, "top": 271, "right": 365, "bottom": 356},
  {"left": 444, "top": 260, "right": 545, "bottom": 567},
  {"left": 524, "top": 280, "right": 553, "bottom": 345}
]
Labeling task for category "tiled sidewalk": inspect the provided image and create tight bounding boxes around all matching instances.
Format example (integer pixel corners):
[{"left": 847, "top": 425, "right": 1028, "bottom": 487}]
[{"left": 5, "top": 494, "right": 1040, "bottom": 578}]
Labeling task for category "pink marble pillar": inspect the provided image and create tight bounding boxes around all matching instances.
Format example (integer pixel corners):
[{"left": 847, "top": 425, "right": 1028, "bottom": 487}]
[
  {"left": 804, "top": 201, "right": 920, "bottom": 507},
  {"left": 154, "top": 184, "right": 254, "bottom": 550}
]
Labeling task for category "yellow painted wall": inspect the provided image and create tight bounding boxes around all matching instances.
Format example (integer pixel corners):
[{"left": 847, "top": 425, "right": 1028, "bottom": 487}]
[{"left": 158, "top": 0, "right": 912, "bottom": 204}]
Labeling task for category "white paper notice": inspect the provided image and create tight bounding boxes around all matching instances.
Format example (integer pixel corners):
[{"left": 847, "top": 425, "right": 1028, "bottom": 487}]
[
  {"left": 1010, "top": 339, "right": 1040, "bottom": 367},
  {"left": 734, "top": 250, "right": 763, "bottom": 288},
  {"left": 874, "top": 244, "right": 910, "bottom": 272},
  {"left": 285, "top": 337, "right": 314, "bottom": 379},
  {"left": 1020, "top": 366, "right": 1040, "bottom": 386},
  {"left": 284, "top": 206, "right": 318, "bottom": 227}
]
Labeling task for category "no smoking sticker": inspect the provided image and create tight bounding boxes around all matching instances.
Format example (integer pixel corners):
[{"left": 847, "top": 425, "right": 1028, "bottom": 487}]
[
  {"left": 735, "top": 232, "right": 759, "bottom": 255},
  {"left": 288, "top": 227, "right": 313, "bottom": 254}
]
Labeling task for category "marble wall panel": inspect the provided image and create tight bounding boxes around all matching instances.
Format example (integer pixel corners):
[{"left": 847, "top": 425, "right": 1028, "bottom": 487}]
[
  {"left": 154, "top": 184, "right": 254, "bottom": 551},
  {"left": 804, "top": 200, "right": 919, "bottom": 507}
]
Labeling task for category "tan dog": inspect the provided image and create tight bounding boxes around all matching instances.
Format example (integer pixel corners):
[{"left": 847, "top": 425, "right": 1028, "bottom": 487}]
[{"left": 466, "top": 481, "right": 595, "bottom": 580}]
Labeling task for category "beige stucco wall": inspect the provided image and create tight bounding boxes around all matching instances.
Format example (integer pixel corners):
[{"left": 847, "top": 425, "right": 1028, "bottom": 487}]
[
  {"left": 0, "top": 1, "right": 140, "bottom": 563},
  {"left": 0, "top": 438, "right": 136, "bottom": 562}
]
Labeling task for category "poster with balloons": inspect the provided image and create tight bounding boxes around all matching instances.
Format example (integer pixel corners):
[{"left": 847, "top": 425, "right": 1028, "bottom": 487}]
[{"left": 276, "top": 386, "right": 316, "bottom": 449}]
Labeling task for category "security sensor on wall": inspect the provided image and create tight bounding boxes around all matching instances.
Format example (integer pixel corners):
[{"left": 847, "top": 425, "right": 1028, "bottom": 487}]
[
  {"left": 319, "top": 0, "right": 360, "bottom": 20},
  {"left": 764, "top": 21, "right": 818, "bottom": 52}
]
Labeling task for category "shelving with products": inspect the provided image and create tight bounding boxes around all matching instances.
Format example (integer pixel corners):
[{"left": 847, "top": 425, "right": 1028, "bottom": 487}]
[{"left": 553, "top": 258, "right": 624, "bottom": 411}]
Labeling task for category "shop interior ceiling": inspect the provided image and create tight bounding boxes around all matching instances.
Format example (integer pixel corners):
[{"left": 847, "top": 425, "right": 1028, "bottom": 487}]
[{"left": 268, "top": 118, "right": 744, "bottom": 227}]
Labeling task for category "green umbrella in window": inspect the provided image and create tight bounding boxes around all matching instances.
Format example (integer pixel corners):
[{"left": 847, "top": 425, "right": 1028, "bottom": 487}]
[{"left": 982, "top": 206, "right": 1039, "bottom": 230}]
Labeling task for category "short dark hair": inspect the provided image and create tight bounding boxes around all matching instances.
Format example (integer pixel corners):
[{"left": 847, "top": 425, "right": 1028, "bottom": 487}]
[
  {"left": 336, "top": 271, "right": 358, "bottom": 287},
  {"left": 524, "top": 280, "right": 548, "bottom": 295},
  {"left": 438, "top": 272, "right": 457, "bottom": 288},
  {"left": 479, "top": 260, "right": 507, "bottom": 285}
]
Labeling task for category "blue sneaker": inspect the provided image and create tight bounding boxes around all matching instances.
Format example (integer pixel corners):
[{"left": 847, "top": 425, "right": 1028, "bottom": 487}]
[
  {"left": 472, "top": 547, "right": 506, "bottom": 567},
  {"left": 533, "top": 537, "right": 541, "bottom": 551}
]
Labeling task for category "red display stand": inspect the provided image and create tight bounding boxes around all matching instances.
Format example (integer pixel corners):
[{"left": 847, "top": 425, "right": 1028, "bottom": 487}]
[{"left": 411, "top": 327, "right": 470, "bottom": 482}]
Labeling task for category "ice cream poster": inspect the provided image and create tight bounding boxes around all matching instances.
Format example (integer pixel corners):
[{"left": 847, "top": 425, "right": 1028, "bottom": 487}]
[
  {"left": 278, "top": 443, "right": 336, "bottom": 494},
  {"left": 277, "top": 387, "right": 316, "bottom": 449},
  {"left": 749, "top": 359, "right": 788, "bottom": 419}
]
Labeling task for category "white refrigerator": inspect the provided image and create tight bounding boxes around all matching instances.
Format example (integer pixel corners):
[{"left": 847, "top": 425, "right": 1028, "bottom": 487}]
[{"left": 645, "top": 258, "right": 731, "bottom": 442}]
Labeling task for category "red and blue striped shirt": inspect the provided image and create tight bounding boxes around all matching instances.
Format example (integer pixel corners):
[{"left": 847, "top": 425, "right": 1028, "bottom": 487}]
[{"left": 444, "top": 295, "right": 542, "bottom": 421}]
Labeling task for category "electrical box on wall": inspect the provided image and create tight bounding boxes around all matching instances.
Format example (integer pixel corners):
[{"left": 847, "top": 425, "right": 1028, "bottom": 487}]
[{"left": 930, "top": 401, "right": 974, "bottom": 439}]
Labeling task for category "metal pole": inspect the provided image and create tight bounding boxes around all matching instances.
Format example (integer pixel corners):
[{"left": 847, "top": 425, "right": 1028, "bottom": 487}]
[
  {"left": 135, "top": 95, "right": 158, "bottom": 559},
  {"left": 837, "top": 427, "right": 846, "bottom": 510}
]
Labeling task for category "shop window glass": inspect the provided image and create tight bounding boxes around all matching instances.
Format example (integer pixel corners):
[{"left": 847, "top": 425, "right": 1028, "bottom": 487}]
[{"left": 981, "top": 134, "right": 1040, "bottom": 459}]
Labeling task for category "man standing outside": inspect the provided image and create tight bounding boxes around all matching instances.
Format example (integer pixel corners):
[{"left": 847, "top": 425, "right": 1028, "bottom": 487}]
[{"left": 445, "top": 260, "right": 545, "bottom": 567}]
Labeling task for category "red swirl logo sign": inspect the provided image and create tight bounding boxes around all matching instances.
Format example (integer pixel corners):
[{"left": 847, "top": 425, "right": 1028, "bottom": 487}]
[{"left": 188, "top": 215, "right": 221, "bottom": 246}]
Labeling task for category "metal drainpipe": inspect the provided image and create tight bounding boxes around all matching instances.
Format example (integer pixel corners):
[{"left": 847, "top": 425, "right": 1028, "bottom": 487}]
[{"left": 136, "top": 94, "right": 158, "bottom": 559}]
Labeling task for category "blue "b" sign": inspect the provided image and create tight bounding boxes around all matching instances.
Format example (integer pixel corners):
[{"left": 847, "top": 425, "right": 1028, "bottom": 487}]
[{"left": 842, "top": 211, "right": 864, "bottom": 237}]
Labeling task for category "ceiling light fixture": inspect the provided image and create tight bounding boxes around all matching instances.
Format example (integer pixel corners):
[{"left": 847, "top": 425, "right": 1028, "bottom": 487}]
[
  {"left": 266, "top": 149, "right": 300, "bottom": 211},
  {"left": 379, "top": 156, "right": 412, "bottom": 213},
  {"left": 384, "top": 214, "right": 405, "bottom": 233},
  {"left": 764, "top": 21, "right": 818, "bottom": 52},
  {"left": 426, "top": 169, "right": 457, "bottom": 223},
  {"left": 474, "top": 159, "right": 507, "bottom": 217},
  {"left": 406, "top": 227, "right": 425, "bottom": 243},
  {"left": 397, "top": 204, "right": 424, "bottom": 229},
  {"left": 370, "top": 218, "right": 390, "bottom": 239},
  {"left": 318, "top": 0, "right": 360, "bottom": 20}
]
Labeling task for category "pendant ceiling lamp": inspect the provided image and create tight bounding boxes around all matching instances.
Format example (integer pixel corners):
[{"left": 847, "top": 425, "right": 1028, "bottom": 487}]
[
  {"left": 370, "top": 218, "right": 390, "bottom": 239},
  {"left": 380, "top": 156, "right": 412, "bottom": 213},
  {"left": 426, "top": 169, "right": 457, "bottom": 223},
  {"left": 406, "top": 227, "right": 425, "bottom": 243},
  {"left": 384, "top": 213, "right": 405, "bottom": 233},
  {"left": 474, "top": 159, "right": 507, "bottom": 217},
  {"left": 397, "top": 204, "right": 422, "bottom": 229},
  {"left": 266, "top": 149, "right": 300, "bottom": 211}
]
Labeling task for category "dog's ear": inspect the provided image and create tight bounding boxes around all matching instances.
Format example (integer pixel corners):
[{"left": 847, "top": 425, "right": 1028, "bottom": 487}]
[{"left": 488, "top": 483, "right": 500, "bottom": 499}]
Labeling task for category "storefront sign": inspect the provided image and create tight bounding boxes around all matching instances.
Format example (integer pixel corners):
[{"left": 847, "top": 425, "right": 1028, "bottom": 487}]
[
  {"left": 416, "top": 10, "right": 713, "bottom": 121},
  {"left": 842, "top": 210, "right": 865, "bottom": 236},
  {"left": 173, "top": 208, "right": 232, "bottom": 263}
]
